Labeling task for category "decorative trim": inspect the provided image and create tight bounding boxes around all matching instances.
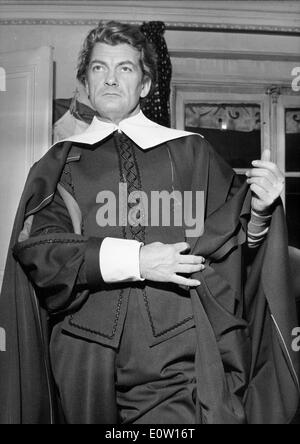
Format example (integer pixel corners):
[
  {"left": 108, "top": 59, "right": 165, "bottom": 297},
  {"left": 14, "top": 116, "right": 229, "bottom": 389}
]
[
  {"left": 142, "top": 288, "right": 193, "bottom": 338},
  {"left": 15, "top": 238, "right": 86, "bottom": 251},
  {"left": 0, "top": 19, "right": 103, "bottom": 26},
  {"left": 266, "top": 85, "right": 282, "bottom": 104},
  {"left": 169, "top": 49, "right": 300, "bottom": 62},
  {"left": 1, "top": 1, "right": 300, "bottom": 34},
  {"left": 0, "top": 18, "right": 300, "bottom": 35},
  {"left": 69, "top": 288, "right": 125, "bottom": 340},
  {"left": 171, "top": 77, "right": 294, "bottom": 90}
]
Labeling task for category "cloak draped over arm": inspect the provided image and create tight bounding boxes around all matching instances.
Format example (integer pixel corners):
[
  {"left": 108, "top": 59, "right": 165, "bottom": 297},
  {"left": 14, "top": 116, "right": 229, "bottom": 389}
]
[
  {"left": 0, "top": 137, "right": 299, "bottom": 424},
  {"left": 187, "top": 145, "right": 300, "bottom": 423},
  {"left": 13, "top": 186, "right": 105, "bottom": 315}
]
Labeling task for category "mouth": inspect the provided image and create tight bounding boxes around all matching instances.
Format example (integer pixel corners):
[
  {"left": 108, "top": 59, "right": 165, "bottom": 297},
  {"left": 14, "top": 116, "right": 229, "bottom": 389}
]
[{"left": 103, "top": 92, "right": 121, "bottom": 97}]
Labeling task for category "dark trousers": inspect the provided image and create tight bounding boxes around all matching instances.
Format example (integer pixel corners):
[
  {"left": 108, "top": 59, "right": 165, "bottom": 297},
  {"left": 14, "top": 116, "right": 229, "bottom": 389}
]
[{"left": 50, "top": 290, "right": 197, "bottom": 424}]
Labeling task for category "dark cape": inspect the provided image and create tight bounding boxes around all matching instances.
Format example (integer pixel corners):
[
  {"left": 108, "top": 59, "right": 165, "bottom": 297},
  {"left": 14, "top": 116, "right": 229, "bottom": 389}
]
[{"left": 0, "top": 137, "right": 299, "bottom": 424}]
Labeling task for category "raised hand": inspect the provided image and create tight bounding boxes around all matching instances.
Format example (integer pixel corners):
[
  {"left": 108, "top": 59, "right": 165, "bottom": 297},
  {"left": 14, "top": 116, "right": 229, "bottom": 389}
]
[{"left": 246, "top": 149, "right": 285, "bottom": 213}]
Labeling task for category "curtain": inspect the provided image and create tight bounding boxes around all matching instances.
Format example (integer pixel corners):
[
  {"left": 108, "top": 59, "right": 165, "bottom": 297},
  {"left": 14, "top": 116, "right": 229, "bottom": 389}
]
[
  {"left": 140, "top": 21, "right": 172, "bottom": 127},
  {"left": 186, "top": 104, "right": 300, "bottom": 134}
]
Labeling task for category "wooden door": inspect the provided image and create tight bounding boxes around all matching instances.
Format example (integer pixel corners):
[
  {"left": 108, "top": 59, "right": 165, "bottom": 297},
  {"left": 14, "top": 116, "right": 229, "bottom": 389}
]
[{"left": 0, "top": 46, "right": 53, "bottom": 289}]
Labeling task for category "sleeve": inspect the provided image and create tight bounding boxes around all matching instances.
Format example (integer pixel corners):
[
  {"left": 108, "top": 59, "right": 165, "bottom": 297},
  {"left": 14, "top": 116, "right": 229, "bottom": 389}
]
[
  {"left": 13, "top": 184, "right": 145, "bottom": 314},
  {"left": 100, "top": 237, "right": 145, "bottom": 283},
  {"left": 247, "top": 209, "right": 271, "bottom": 248},
  {"left": 13, "top": 187, "right": 105, "bottom": 314}
]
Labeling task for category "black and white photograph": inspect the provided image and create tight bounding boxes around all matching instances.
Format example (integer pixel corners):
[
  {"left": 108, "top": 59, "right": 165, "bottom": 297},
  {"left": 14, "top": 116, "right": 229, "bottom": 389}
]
[{"left": 0, "top": 0, "right": 299, "bottom": 427}]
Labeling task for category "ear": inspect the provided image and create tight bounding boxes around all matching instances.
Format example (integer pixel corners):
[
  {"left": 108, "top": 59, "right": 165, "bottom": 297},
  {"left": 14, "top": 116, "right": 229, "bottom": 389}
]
[{"left": 140, "top": 76, "right": 152, "bottom": 99}]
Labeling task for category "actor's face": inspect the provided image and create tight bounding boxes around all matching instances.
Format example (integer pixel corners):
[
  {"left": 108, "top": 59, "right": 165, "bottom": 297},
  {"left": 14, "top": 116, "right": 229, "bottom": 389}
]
[{"left": 85, "top": 43, "right": 151, "bottom": 124}]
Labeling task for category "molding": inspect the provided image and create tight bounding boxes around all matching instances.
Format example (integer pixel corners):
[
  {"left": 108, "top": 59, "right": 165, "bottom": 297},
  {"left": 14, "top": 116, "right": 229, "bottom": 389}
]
[
  {"left": 171, "top": 77, "right": 295, "bottom": 90},
  {"left": 169, "top": 49, "right": 300, "bottom": 62},
  {"left": 0, "top": 1, "right": 299, "bottom": 34},
  {"left": 0, "top": 19, "right": 299, "bottom": 35}
]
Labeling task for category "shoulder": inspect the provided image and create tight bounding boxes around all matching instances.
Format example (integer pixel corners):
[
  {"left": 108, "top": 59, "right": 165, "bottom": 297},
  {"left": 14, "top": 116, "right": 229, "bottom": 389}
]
[
  {"left": 34, "top": 140, "right": 79, "bottom": 168},
  {"left": 166, "top": 132, "right": 212, "bottom": 158},
  {"left": 25, "top": 140, "right": 74, "bottom": 192}
]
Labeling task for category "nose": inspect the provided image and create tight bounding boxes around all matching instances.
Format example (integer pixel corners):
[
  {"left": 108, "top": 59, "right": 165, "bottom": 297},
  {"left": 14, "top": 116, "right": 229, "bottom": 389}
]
[{"left": 104, "top": 69, "right": 118, "bottom": 87}]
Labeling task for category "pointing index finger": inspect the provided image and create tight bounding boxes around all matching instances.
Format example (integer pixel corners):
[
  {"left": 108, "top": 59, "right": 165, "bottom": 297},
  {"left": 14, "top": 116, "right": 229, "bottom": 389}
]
[{"left": 251, "top": 160, "right": 278, "bottom": 174}]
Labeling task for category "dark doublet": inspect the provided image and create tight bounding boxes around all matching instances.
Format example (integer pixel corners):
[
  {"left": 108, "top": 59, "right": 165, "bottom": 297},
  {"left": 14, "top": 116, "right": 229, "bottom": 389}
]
[{"left": 0, "top": 132, "right": 298, "bottom": 424}]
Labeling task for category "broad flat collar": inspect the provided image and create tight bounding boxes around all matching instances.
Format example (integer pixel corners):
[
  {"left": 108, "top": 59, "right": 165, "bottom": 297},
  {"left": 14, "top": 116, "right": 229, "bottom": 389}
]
[{"left": 57, "top": 111, "right": 202, "bottom": 150}]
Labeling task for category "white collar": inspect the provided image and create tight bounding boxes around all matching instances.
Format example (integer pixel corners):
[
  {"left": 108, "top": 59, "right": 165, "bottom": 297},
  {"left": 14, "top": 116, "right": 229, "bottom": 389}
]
[{"left": 58, "top": 111, "right": 202, "bottom": 150}]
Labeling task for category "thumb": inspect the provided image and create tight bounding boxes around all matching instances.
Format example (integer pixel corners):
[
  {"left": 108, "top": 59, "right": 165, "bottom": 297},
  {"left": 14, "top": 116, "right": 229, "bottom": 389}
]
[
  {"left": 261, "top": 149, "right": 271, "bottom": 162},
  {"left": 175, "top": 242, "right": 191, "bottom": 253}
]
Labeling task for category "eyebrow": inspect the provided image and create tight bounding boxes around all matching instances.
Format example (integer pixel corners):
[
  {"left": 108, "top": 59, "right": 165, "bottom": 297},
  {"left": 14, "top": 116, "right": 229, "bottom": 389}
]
[{"left": 89, "top": 59, "right": 137, "bottom": 68}]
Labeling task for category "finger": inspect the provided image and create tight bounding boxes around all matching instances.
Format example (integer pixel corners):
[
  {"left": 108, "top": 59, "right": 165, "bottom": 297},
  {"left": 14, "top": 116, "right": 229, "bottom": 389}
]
[
  {"left": 174, "top": 242, "right": 191, "bottom": 253},
  {"left": 251, "top": 160, "right": 283, "bottom": 179},
  {"left": 176, "top": 263, "right": 206, "bottom": 274},
  {"left": 246, "top": 168, "right": 277, "bottom": 186},
  {"left": 251, "top": 149, "right": 271, "bottom": 168},
  {"left": 171, "top": 274, "right": 201, "bottom": 287},
  {"left": 178, "top": 254, "right": 205, "bottom": 264},
  {"left": 249, "top": 183, "right": 274, "bottom": 206},
  {"left": 246, "top": 177, "right": 275, "bottom": 193},
  {"left": 261, "top": 149, "right": 271, "bottom": 162}
]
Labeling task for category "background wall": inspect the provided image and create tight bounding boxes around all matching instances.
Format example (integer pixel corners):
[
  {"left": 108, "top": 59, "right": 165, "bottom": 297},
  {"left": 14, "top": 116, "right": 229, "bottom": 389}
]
[{"left": 0, "top": 0, "right": 299, "bottom": 99}]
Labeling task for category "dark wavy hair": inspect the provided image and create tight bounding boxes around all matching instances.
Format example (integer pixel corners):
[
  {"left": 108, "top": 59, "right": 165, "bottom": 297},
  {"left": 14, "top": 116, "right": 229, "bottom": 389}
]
[{"left": 77, "top": 21, "right": 157, "bottom": 97}]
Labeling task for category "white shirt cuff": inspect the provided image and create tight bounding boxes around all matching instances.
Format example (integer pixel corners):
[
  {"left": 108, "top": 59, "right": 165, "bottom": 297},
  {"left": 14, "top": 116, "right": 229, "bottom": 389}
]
[{"left": 99, "top": 237, "right": 145, "bottom": 283}]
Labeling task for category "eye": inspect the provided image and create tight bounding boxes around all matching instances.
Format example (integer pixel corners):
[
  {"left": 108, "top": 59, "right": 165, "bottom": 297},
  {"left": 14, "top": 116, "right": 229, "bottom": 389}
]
[
  {"left": 92, "top": 64, "right": 105, "bottom": 72},
  {"left": 120, "top": 66, "right": 133, "bottom": 72}
]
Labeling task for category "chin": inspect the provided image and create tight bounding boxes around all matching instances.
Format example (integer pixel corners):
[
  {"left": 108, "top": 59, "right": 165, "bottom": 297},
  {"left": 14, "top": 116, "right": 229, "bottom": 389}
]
[{"left": 98, "top": 103, "right": 122, "bottom": 113}]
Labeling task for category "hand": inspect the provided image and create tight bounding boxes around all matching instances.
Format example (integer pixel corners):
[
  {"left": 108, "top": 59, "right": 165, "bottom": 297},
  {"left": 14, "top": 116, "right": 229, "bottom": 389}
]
[
  {"left": 246, "top": 149, "right": 284, "bottom": 213},
  {"left": 139, "top": 242, "right": 205, "bottom": 287}
]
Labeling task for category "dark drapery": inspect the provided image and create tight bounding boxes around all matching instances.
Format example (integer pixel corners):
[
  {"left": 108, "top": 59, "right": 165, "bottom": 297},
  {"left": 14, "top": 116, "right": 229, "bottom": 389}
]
[{"left": 140, "top": 21, "right": 172, "bottom": 127}]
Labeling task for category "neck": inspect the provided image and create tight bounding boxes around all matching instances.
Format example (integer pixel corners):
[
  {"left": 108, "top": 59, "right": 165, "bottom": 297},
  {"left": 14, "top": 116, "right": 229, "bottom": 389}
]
[{"left": 96, "top": 105, "right": 141, "bottom": 126}]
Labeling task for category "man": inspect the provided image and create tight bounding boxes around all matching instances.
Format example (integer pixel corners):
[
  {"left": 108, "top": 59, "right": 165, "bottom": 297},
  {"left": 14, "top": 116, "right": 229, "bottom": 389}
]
[{"left": 0, "top": 21, "right": 298, "bottom": 424}]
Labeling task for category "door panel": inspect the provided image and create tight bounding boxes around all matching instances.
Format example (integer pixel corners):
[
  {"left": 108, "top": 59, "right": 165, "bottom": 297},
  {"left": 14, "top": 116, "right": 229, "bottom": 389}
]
[{"left": 0, "top": 46, "right": 53, "bottom": 288}]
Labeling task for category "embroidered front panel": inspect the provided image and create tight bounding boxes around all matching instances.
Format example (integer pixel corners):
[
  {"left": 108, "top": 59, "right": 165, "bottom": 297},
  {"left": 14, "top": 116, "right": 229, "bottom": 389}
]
[{"left": 63, "top": 135, "right": 196, "bottom": 346}]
